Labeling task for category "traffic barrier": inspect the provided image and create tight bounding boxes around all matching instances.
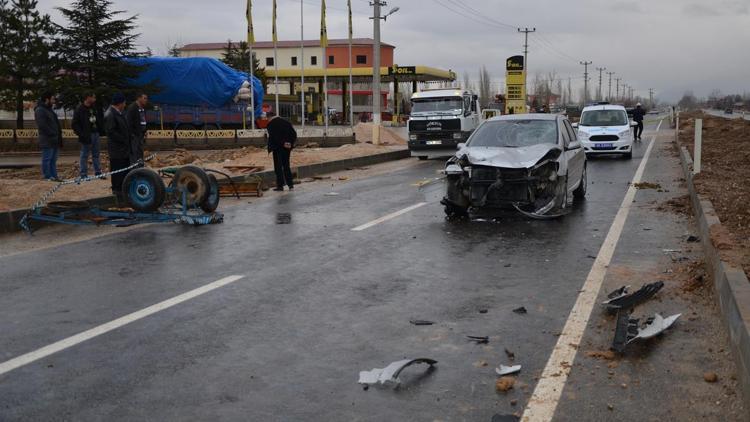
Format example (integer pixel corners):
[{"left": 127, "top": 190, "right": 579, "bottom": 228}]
[
  {"left": 236, "top": 129, "right": 266, "bottom": 138},
  {"left": 146, "top": 130, "right": 175, "bottom": 139},
  {"left": 0, "top": 129, "right": 13, "bottom": 138},
  {"left": 61, "top": 129, "right": 76, "bottom": 139},
  {"left": 15, "top": 129, "right": 38, "bottom": 138},
  {"left": 175, "top": 130, "right": 206, "bottom": 139},
  {"left": 206, "top": 129, "right": 236, "bottom": 139}
]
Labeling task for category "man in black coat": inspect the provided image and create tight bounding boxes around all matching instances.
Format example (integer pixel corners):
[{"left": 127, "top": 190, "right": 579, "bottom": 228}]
[
  {"left": 125, "top": 92, "right": 148, "bottom": 165},
  {"left": 71, "top": 92, "right": 104, "bottom": 178},
  {"left": 33, "top": 92, "right": 63, "bottom": 181},
  {"left": 632, "top": 103, "right": 645, "bottom": 141},
  {"left": 104, "top": 92, "right": 131, "bottom": 199},
  {"left": 265, "top": 113, "right": 296, "bottom": 191}
]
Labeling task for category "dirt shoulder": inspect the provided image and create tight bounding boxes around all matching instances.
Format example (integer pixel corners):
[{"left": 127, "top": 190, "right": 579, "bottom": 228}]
[
  {"left": 676, "top": 111, "right": 750, "bottom": 275},
  {"left": 0, "top": 124, "right": 406, "bottom": 212}
]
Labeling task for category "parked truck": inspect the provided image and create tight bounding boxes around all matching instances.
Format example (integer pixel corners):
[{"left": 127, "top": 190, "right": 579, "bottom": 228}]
[{"left": 407, "top": 89, "right": 481, "bottom": 160}]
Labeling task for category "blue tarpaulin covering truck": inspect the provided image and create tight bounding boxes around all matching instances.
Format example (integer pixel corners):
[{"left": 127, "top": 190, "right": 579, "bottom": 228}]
[{"left": 125, "top": 57, "right": 265, "bottom": 130}]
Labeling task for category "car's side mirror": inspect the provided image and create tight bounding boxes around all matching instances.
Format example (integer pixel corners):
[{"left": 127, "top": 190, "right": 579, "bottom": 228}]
[
  {"left": 571, "top": 122, "right": 579, "bottom": 128},
  {"left": 566, "top": 141, "right": 581, "bottom": 150}
]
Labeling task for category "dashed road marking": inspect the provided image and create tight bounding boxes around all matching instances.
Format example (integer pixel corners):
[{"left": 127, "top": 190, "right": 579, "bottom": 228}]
[
  {"left": 351, "top": 202, "right": 427, "bottom": 231},
  {"left": 522, "top": 119, "right": 663, "bottom": 421},
  {"left": 0, "top": 275, "right": 245, "bottom": 377}
]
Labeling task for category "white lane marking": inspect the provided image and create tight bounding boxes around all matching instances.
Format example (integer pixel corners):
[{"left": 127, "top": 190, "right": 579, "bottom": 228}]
[
  {"left": 0, "top": 275, "right": 245, "bottom": 377},
  {"left": 522, "top": 119, "right": 663, "bottom": 421},
  {"left": 351, "top": 202, "right": 427, "bottom": 231}
]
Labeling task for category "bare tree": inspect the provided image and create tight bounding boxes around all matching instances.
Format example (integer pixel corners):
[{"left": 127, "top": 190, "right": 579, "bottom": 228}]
[
  {"left": 477, "top": 66, "right": 492, "bottom": 107},
  {"left": 462, "top": 72, "right": 473, "bottom": 91}
]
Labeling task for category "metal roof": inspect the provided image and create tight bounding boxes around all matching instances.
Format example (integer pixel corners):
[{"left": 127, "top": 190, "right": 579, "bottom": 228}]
[{"left": 180, "top": 38, "right": 395, "bottom": 50}]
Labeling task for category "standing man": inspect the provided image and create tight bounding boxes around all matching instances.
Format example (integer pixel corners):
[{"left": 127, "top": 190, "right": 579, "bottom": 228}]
[
  {"left": 126, "top": 92, "right": 148, "bottom": 165},
  {"left": 104, "top": 93, "right": 131, "bottom": 200},
  {"left": 264, "top": 112, "right": 296, "bottom": 191},
  {"left": 72, "top": 92, "right": 103, "bottom": 179},
  {"left": 633, "top": 102, "right": 645, "bottom": 141},
  {"left": 34, "top": 92, "right": 63, "bottom": 181}
]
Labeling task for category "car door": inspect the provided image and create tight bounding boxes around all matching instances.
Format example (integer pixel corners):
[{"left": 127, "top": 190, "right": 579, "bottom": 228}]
[{"left": 562, "top": 119, "right": 585, "bottom": 191}]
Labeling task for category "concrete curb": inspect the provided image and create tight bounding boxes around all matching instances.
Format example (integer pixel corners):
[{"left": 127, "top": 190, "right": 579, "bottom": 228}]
[
  {"left": 678, "top": 144, "right": 750, "bottom": 411},
  {"left": 0, "top": 148, "right": 410, "bottom": 234}
]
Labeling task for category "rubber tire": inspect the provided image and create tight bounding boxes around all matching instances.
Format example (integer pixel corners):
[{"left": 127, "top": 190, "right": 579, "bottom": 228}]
[
  {"left": 123, "top": 168, "right": 166, "bottom": 212},
  {"left": 173, "top": 165, "right": 210, "bottom": 207},
  {"left": 573, "top": 164, "right": 587, "bottom": 200},
  {"left": 417, "top": 156, "right": 428, "bottom": 161},
  {"left": 200, "top": 174, "right": 220, "bottom": 213}
]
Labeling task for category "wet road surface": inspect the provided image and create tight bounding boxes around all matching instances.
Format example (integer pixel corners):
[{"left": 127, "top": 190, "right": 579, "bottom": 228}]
[{"left": 0, "top": 120, "right": 743, "bottom": 421}]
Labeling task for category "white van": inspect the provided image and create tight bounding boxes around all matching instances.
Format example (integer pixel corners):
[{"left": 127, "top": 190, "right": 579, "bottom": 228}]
[{"left": 573, "top": 103, "right": 634, "bottom": 159}]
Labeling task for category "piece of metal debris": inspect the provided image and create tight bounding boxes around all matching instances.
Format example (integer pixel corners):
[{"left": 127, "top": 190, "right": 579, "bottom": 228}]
[
  {"left": 467, "top": 335, "right": 489, "bottom": 344},
  {"left": 602, "top": 282, "right": 664, "bottom": 311},
  {"left": 358, "top": 358, "right": 438, "bottom": 386},
  {"left": 495, "top": 364, "right": 522, "bottom": 376},
  {"left": 612, "top": 310, "right": 681, "bottom": 352},
  {"left": 512, "top": 201, "right": 568, "bottom": 220},
  {"left": 324, "top": 192, "right": 340, "bottom": 196},
  {"left": 512, "top": 306, "right": 527, "bottom": 314},
  {"left": 410, "top": 319, "right": 435, "bottom": 326}
]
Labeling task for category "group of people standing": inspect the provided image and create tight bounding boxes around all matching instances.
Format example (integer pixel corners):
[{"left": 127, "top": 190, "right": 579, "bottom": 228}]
[{"left": 33, "top": 91, "right": 149, "bottom": 199}]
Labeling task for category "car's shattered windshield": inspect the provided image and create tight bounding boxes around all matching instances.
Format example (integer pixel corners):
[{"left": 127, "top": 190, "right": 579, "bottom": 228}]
[
  {"left": 467, "top": 120, "right": 558, "bottom": 148},
  {"left": 580, "top": 109, "right": 629, "bottom": 126}
]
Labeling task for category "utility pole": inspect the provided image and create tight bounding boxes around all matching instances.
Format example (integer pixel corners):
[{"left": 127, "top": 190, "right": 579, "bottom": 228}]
[
  {"left": 648, "top": 88, "right": 655, "bottom": 107},
  {"left": 606, "top": 71, "right": 615, "bottom": 101},
  {"left": 370, "top": 1, "right": 384, "bottom": 145},
  {"left": 615, "top": 77, "right": 621, "bottom": 102},
  {"left": 595, "top": 67, "right": 606, "bottom": 101},
  {"left": 580, "top": 61, "right": 592, "bottom": 105},
  {"left": 518, "top": 27, "right": 536, "bottom": 107}
]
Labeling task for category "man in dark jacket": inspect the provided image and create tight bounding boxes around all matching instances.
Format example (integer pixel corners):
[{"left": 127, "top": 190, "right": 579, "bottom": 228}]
[
  {"left": 633, "top": 103, "right": 645, "bottom": 141},
  {"left": 126, "top": 92, "right": 148, "bottom": 165},
  {"left": 34, "top": 92, "right": 63, "bottom": 181},
  {"left": 104, "top": 93, "right": 131, "bottom": 199},
  {"left": 265, "top": 113, "right": 296, "bottom": 191},
  {"left": 72, "top": 92, "right": 104, "bottom": 178}
]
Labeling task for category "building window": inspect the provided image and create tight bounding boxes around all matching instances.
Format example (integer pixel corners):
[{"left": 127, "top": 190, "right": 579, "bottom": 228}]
[
  {"left": 328, "top": 55, "right": 334, "bottom": 65},
  {"left": 291, "top": 56, "right": 297, "bottom": 66},
  {"left": 356, "top": 55, "right": 367, "bottom": 64},
  {"left": 311, "top": 56, "right": 317, "bottom": 66},
  {"left": 266, "top": 57, "right": 274, "bottom": 66}
]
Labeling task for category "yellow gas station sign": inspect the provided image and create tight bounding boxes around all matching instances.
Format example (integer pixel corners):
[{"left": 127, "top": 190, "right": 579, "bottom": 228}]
[{"left": 505, "top": 55, "right": 526, "bottom": 114}]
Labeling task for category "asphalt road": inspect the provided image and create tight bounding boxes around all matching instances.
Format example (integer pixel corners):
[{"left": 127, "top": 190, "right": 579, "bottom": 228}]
[{"left": 0, "top": 119, "right": 742, "bottom": 421}]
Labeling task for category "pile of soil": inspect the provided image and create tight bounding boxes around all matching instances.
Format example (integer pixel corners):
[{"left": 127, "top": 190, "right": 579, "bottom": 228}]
[
  {"left": 354, "top": 123, "right": 406, "bottom": 145},
  {"left": 677, "top": 112, "right": 750, "bottom": 274}
]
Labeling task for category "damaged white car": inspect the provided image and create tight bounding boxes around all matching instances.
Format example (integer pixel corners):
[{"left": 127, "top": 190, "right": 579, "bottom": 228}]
[{"left": 441, "top": 114, "right": 587, "bottom": 219}]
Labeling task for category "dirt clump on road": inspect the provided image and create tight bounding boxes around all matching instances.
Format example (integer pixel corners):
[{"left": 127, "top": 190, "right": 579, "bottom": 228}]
[
  {"left": 495, "top": 376, "right": 515, "bottom": 392},
  {"left": 677, "top": 112, "right": 750, "bottom": 274},
  {"left": 585, "top": 350, "right": 617, "bottom": 361},
  {"left": 655, "top": 194, "right": 692, "bottom": 216},
  {"left": 633, "top": 181, "right": 662, "bottom": 190}
]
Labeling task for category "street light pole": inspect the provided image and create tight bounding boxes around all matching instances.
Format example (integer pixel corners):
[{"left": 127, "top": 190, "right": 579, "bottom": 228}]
[
  {"left": 371, "top": 1, "right": 383, "bottom": 145},
  {"left": 518, "top": 27, "right": 536, "bottom": 107},
  {"left": 606, "top": 71, "right": 615, "bottom": 101},
  {"left": 595, "top": 67, "right": 606, "bottom": 101},
  {"left": 580, "top": 61, "right": 592, "bottom": 105}
]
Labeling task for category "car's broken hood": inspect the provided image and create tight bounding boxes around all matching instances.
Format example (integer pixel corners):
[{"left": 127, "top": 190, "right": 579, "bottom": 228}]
[{"left": 460, "top": 143, "right": 562, "bottom": 168}]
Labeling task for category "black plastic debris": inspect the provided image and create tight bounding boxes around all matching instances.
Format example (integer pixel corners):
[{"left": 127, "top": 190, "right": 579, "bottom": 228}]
[
  {"left": 686, "top": 235, "right": 700, "bottom": 242},
  {"left": 602, "top": 281, "right": 664, "bottom": 311},
  {"left": 275, "top": 213, "right": 292, "bottom": 224},
  {"left": 410, "top": 320, "right": 435, "bottom": 326},
  {"left": 504, "top": 348, "right": 515, "bottom": 361},
  {"left": 479, "top": 309, "right": 489, "bottom": 314},
  {"left": 491, "top": 414, "right": 520, "bottom": 422},
  {"left": 503, "top": 263, "right": 512, "bottom": 268},
  {"left": 467, "top": 335, "right": 489, "bottom": 344},
  {"left": 512, "top": 306, "right": 527, "bottom": 314},
  {"left": 612, "top": 310, "right": 640, "bottom": 352}
]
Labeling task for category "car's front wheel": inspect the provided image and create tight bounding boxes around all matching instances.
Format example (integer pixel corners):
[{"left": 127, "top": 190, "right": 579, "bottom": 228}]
[{"left": 573, "top": 164, "right": 587, "bottom": 200}]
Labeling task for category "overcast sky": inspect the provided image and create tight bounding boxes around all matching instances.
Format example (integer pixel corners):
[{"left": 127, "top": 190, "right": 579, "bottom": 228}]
[{"left": 40, "top": 0, "right": 750, "bottom": 102}]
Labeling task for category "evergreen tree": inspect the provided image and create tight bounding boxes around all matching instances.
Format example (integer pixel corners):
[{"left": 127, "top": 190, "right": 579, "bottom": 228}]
[
  {"left": 220, "top": 40, "right": 266, "bottom": 89},
  {"left": 0, "top": 0, "right": 57, "bottom": 128},
  {"left": 168, "top": 43, "right": 181, "bottom": 58},
  {"left": 54, "top": 0, "right": 153, "bottom": 109}
]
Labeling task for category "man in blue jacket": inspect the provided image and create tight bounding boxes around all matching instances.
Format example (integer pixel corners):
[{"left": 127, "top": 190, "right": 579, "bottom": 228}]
[{"left": 34, "top": 92, "right": 63, "bottom": 181}]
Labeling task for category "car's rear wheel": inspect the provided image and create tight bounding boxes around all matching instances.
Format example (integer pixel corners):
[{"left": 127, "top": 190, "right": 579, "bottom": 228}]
[{"left": 573, "top": 164, "right": 587, "bottom": 200}]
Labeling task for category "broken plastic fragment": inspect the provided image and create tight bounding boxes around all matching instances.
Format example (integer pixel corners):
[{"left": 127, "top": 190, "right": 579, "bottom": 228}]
[
  {"left": 358, "top": 358, "right": 438, "bottom": 385},
  {"left": 613, "top": 311, "right": 681, "bottom": 352},
  {"left": 495, "top": 364, "right": 522, "bottom": 376},
  {"left": 467, "top": 335, "right": 489, "bottom": 344},
  {"left": 410, "top": 319, "right": 435, "bottom": 326},
  {"left": 602, "top": 282, "right": 664, "bottom": 311},
  {"left": 629, "top": 313, "right": 681, "bottom": 342},
  {"left": 512, "top": 306, "right": 527, "bottom": 314}
]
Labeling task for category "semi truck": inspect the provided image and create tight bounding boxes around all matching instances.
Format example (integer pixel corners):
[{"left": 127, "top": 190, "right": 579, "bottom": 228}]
[{"left": 407, "top": 89, "right": 481, "bottom": 160}]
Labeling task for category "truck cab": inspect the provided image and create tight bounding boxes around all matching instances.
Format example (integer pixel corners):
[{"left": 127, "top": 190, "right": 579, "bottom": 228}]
[{"left": 408, "top": 89, "right": 481, "bottom": 160}]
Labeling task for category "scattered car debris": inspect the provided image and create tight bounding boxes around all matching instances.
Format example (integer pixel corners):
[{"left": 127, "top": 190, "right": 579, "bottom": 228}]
[
  {"left": 662, "top": 249, "right": 682, "bottom": 253},
  {"left": 504, "top": 263, "right": 512, "bottom": 268},
  {"left": 275, "top": 213, "right": 292, "bottom": 224},
  {"left": 504, "top": 348, "right": 515, "bottom": 361},
  {"left": 324, "top": 192, "right": 340, "bottom": 196},
  {"left": 491, "top": 414, "right": 520, "bottom": 422},
  {"left": 495, "top": 376, "right": 516, "bottom": 392},
  {"left": 612, "top": 311, "right": 681, "bottom": 352},
  {"left": 479, "top": 308, "right": 489, "bottom": 314},
  {"left": 602, "top": 282, "right": 664, "bottom": 311},
  {"left": 358, "top": 358, "right": 438, "bottom": 386},
  {"left": 466, "top": 335, "right": 489, "bottom": 344},
  {"left": 495, "top": 365, "right": 522, "bottom": 376},
  {"left": 409, "top": 319, "right": 435, "bottom": 326},
  {"left": 512, "top": 306, "right": 527, "bottom": 314},
  {"left": 686, "top": 235, "right": 700, "bottom": 242}
]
